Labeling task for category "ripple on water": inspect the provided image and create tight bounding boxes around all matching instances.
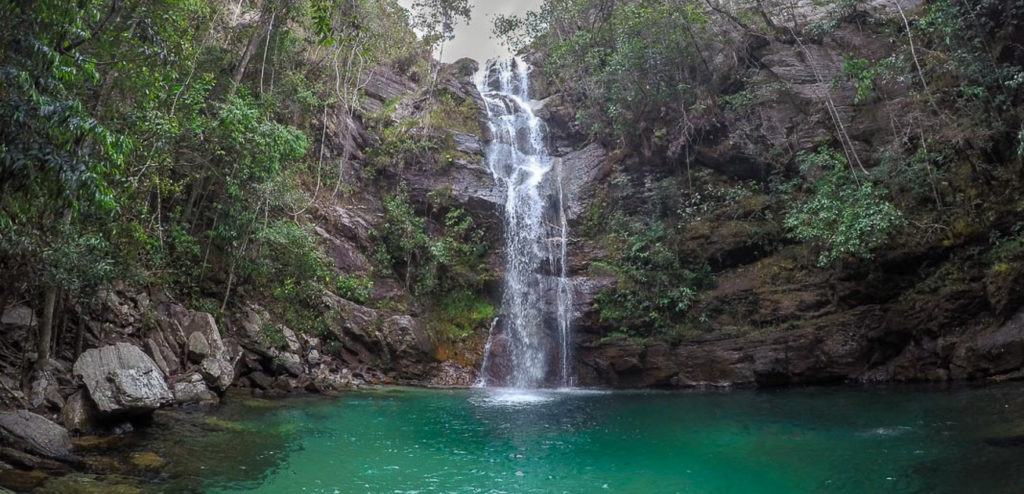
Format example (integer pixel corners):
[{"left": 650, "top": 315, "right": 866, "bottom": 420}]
[
  {"left": 470, "top": 389, "right": 556, "bottom": 407},
  {"left": 469, "top": 387, "right": 614, "bottom": 408}
]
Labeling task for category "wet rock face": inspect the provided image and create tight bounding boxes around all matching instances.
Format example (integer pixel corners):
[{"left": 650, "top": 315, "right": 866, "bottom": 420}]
[
  {"left": 483, "top": 58, "right": 525, "bottom": 94},
  {"left": 952, "top": 309, "right": 1024, "bottom": 379},
  {"left": 0, "top": 410, "right": 74, "bottom": 461},
  {"left": 72, "top": 343, "right": 173, "bottom": 415}
]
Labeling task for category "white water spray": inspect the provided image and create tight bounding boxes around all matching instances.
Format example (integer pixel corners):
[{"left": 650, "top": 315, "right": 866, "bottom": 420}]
[{"left": 475, "top": 58, "right": 573, "bottom": 388}]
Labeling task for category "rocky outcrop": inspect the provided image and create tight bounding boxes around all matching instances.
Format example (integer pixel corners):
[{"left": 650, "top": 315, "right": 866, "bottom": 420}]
[
  {"left": 360, "top": 66, "right": 417, "bottom": 114},
  {"left": 323, "top": 293, "right": 437, "bottom": 380},
  {"left": 567, "top": 229, "right": 1024, "bottom": 388},
  {"left": 518, "top": 0, "right": 1024, "bottom": 389},
  {"left": 182, "top": 312, "right": 236, "bottom": 391},
  {"left": 550, "top": 143, "right": 611, "bottom": 221},
  {"left": 72, "top": 343, "right": 172, "bottom": 415},
  {"left": 0, "top": 411, "right": 73, "bottom": 462},
  {"left": 399, "top": 130, "right": 503, "bottom": 223}
]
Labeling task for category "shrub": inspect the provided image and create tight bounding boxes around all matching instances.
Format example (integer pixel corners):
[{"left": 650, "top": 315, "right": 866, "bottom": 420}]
[
  {"left": 784, "top": 147, "right": 904, "bottom": 266},
  {"left": 594, "top": 220, "right": 711, "bottom": 337},
  {"left": 335, "top": 274, "right": 374, "bottom": 303}
]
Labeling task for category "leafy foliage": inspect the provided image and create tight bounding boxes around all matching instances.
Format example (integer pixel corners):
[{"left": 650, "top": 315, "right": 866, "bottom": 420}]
[
  {"left": 784, "top": 148, "right": 904, "bottom": 266},
  {"left": 374, "top": 192, "right": 493, "bottom": 338},
  {"left": 410, "top": 0, "right": 472, "bottom": 45},
  {"left": 0, "top": 0, "right": 431, "bottom": 362},
  {"left": 426, "top": 290, "right": 496, "bottom": 340},
  {"left": 594, "top": 218, "right": 712, "bottom": 338},
  {"left": 495, "top": 0, "right": 717, "bottom": 152},
  {"left": 376, "top": 192, "right": 487, "bottom": 297},
  {"left": 335, "top": 274, "right": 374, "bottom": 304}
]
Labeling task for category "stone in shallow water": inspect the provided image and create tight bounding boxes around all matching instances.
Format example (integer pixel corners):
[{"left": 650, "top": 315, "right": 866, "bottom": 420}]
[
  {"left": 34, "top": 473, "right": 142, "bottom": 494},
  {"left": 171, "top": 379, "right": 217, "bottom": 405},
  {"left": 128, "top": 452, "right": 164, "bottom": 469},
  {"left": 0, "top": 410, "right": 73, "bottom": 461},
  {"left": 72, "top": 343, "right": 173, "bottom": 415},
  {"left": 0, "top": 464, "right": 47, "bottom": 492}
]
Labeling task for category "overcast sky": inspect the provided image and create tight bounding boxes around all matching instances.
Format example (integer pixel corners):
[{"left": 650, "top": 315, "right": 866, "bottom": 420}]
[{"left": 397, "top": 0, "right": 543, "bottom": 63}]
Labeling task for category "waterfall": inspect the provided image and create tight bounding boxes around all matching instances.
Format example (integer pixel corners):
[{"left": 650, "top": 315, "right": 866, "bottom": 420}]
[{"left": 475, "top": 58, "right": 573, "bottom": 389}]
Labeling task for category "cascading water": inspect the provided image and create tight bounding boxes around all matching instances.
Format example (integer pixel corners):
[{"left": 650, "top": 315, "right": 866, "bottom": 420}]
[{"left": 475, "top": 58, "right": 573, "bottom": 389}]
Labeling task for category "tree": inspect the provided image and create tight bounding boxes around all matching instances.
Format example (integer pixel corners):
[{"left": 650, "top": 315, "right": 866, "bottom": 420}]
[{"left": 410, "top": 0, "right": 471, "bottom": 82}]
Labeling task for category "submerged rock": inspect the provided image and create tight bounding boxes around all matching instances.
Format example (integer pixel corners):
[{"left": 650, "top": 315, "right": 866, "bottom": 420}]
[
  {"left": 34, "top": 473, "right": 142, "bottom": 494},
  {"left": 72, "top": 343, "right": 173, "bottom": 415},
  {"left": 0, "top": 410, "right": 74, "bottom": 461},
  {"left": 127, "top": 451, "right": 164, "bottom": 470}
]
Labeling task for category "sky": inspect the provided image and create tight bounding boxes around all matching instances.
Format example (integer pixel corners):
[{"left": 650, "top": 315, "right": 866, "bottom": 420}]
[{"left": 397, "top": 0, "right": 544, "bottom": 63}]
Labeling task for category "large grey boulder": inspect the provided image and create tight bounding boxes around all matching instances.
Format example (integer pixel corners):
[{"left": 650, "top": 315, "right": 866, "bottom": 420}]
[
  {"left": 73, "top": 343, "right": 173, "bottom": 415},
  {"left": 0, "top": 410, "right": 73, "bottom": 461}
]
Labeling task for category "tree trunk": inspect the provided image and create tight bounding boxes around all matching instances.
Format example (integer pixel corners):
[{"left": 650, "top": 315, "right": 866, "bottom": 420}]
[
  {"left": 54, "top": 290, "right": 67, "bottom": 360},
  {"left": 36, "top": 286, "right": 56, "bottom": 370},
  {"left": 0, "top": 292, "right": 9, "bottom": 322},
  {"left": 229, "top": 5, "right": 272, "bottom": 96},
  {"left": 74, "top": 318, "right": 85, "bottom": 360}
]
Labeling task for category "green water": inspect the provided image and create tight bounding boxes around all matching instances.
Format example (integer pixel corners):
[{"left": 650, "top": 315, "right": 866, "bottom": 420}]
[{"left": 133, "top": 384, "right": 1024, "bottom": 493}]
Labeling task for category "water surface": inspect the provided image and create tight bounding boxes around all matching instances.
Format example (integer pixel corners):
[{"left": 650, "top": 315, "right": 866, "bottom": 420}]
[{"left": 137, "top": 384, "right": 1024, "bottom": 493}]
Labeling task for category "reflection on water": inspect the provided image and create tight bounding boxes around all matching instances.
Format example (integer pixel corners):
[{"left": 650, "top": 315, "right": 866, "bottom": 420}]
[{"left": 70, "top": 384, "right": 1024, "bottom": 493}]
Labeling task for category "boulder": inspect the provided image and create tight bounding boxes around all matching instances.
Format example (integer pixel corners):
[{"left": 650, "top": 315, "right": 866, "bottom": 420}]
[
  {"left": 61, "top": 390, "right": 98, "bottom": 433},
  {"left": 187, "top": 331, "right": 211, "bottom": 363},
  {"left": 181, "top": 312, "right": 236, "bottom": 391},
  {"left": 0, "top": 410, "right": 73, "bottom": 461},
  {"left": 382, "top": 315, "right": 433, "bottom": 363},
  {"left": 273, "top": 351, "right": 304, "bottom": 377},
  {"left": 73, "top": 343, "right": 173, "bottom": 415},
  {"left": 171, "top": 375, "right": 217, "bottom": 405},
  {"left": 247, "top": 371, "right": 275, "bottom": 390},
  {"left": 145, "top": 332, "right": 180, "bottom": 377},
  {"left": 0, "top": 305, "right": 36, "bottom": 327},
  {"left": 199, "top": 357, "right": 234, "bottom": 391},
  {"left": 26, "top": 370, "right": 63, "bottom": 410}
]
